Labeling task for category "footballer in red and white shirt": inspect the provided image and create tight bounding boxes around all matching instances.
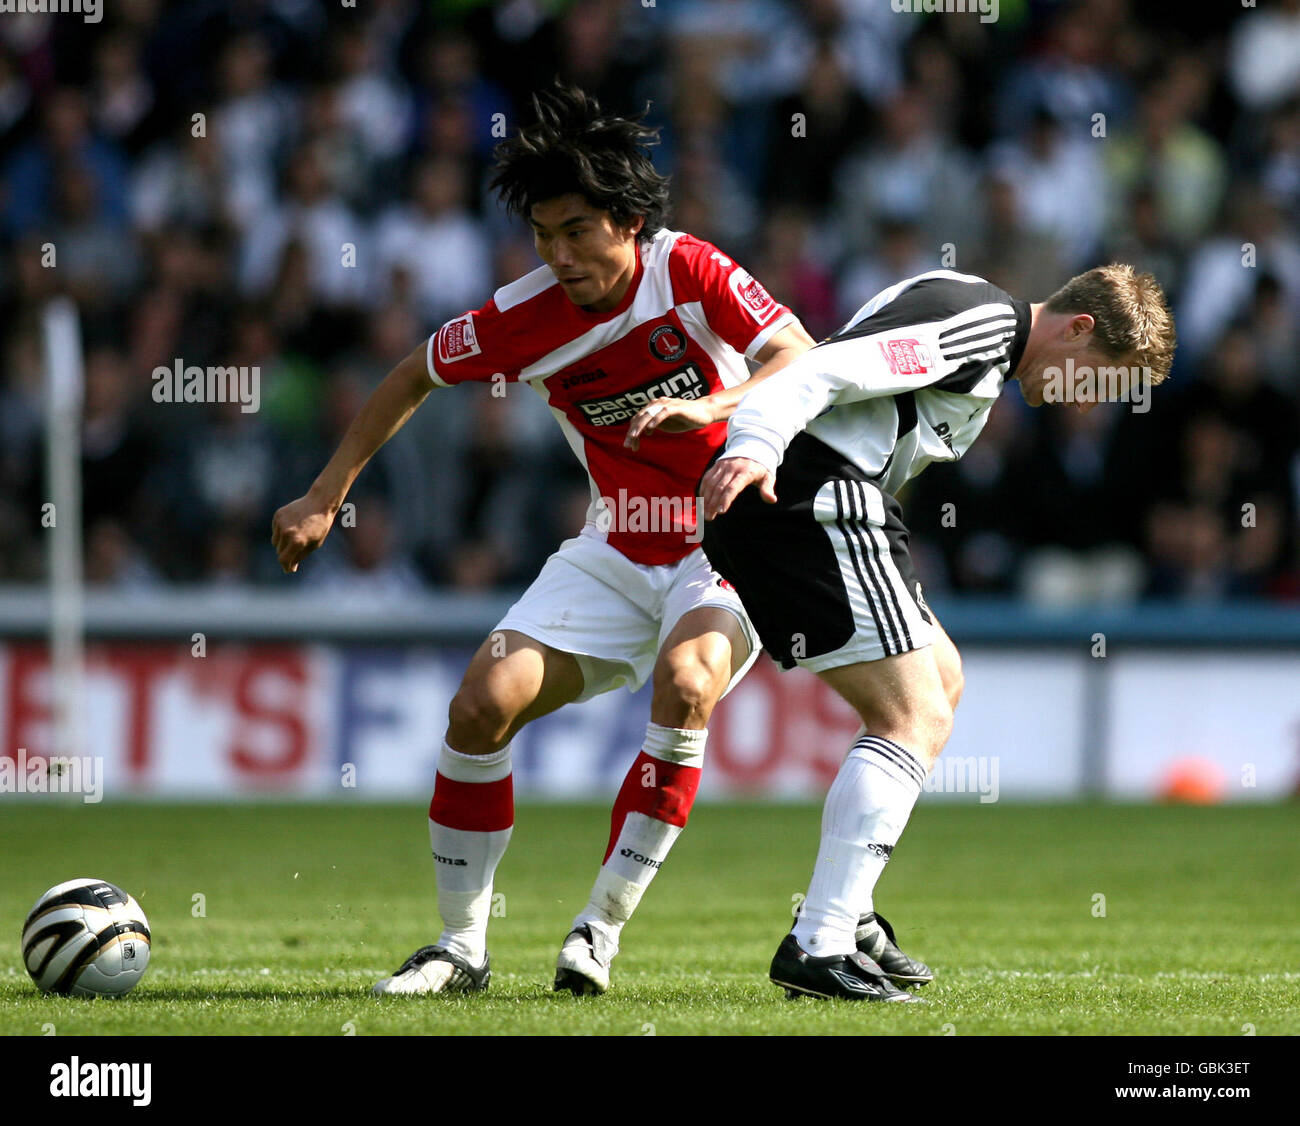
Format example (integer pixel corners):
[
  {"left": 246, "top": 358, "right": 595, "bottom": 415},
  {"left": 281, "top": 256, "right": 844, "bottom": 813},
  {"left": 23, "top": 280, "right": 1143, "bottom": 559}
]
[{"left": 271, "top": 84, "right": 814, "bottom": 996}]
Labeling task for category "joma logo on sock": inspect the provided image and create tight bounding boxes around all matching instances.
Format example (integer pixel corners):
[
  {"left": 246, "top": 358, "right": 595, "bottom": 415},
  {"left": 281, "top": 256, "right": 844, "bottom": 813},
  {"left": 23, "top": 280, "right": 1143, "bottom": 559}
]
[
  {"left": 432, "top": 851, "right": 467, "bottom": 866},
  {"left": 620, "top": 847, "right": 662, "bottom": 869},
  {"left": 865, "top": 842, "right": 894, "bottom": 861}
]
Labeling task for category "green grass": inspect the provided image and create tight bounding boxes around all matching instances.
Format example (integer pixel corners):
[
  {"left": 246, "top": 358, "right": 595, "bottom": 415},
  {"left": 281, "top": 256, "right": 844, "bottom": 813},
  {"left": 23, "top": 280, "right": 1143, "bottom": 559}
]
[{"left": 1, "top": 802, "right": 1297, "bottom": 1035}]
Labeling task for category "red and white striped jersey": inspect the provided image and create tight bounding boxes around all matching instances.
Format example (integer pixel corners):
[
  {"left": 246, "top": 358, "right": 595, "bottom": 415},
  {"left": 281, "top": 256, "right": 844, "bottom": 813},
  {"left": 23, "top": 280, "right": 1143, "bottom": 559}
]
[{"left": 425, "top": 228, "right": 796, "bottom": 565}]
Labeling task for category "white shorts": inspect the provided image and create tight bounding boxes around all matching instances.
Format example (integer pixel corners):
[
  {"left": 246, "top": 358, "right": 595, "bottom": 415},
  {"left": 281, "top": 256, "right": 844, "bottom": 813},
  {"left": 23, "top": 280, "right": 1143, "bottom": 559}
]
[{"left": 496, "top": 525, "right": 761, "bottom": 702}]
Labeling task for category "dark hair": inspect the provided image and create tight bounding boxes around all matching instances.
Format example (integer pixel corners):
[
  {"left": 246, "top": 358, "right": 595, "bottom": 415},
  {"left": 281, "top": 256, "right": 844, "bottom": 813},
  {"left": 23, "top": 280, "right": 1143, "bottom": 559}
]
[{"left": 490, "top": 83, "right": 670, "bottom": 242}]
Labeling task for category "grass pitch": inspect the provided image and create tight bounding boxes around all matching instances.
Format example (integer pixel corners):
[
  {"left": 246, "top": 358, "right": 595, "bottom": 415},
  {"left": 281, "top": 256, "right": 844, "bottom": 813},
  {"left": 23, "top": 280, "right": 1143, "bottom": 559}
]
[{"left": 1, "top": 801, "right": 1296, "bottom": 1036}]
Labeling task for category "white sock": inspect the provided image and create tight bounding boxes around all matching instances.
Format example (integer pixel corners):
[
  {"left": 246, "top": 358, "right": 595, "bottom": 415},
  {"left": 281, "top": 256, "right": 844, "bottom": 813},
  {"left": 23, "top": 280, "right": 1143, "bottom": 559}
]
[
  {"left": 428, "top": 741, "right": 513, "bottom": 967},
  {"left": 571, "top": 723, "right": 707, "bottom": 954},
  {"left": 792, "top": 734, "right": 927, "bottom": 956}
]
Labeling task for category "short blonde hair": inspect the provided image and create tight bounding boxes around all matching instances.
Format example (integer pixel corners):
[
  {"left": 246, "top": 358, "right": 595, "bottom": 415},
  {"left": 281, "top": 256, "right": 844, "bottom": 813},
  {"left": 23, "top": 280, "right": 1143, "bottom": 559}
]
[{"left": 1045, "top": 264, "right": 1176, "bottom": 385}]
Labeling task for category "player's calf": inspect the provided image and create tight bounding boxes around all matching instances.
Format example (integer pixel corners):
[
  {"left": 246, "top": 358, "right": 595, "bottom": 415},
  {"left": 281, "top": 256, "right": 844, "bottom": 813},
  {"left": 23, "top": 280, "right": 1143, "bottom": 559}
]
[
  {"left": 555, "top": 608, "right": 747, "bottom": 995},
  {"left": 385, "top": 633, "right": 583, "bottom": 1000},
  {"left": 555, "top": 722, "right": 705, "bottom": 995}
]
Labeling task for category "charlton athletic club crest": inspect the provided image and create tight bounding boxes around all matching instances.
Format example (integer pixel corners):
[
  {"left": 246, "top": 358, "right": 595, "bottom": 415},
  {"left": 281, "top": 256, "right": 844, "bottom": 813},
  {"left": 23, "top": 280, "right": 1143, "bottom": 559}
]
[{"left": 648, "top": 324, "right": 688, "bottom": 362}]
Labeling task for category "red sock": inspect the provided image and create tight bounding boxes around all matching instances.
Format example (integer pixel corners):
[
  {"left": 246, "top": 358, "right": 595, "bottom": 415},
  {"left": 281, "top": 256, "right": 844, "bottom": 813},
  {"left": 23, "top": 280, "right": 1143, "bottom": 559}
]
[{"left": 604, "top": 749, "right": 701, "bottom": 861}]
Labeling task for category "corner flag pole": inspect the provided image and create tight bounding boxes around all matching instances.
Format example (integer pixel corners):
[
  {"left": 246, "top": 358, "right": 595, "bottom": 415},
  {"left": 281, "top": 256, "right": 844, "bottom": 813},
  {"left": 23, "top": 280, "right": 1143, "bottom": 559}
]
[{"left": 43, "top": 297, "right": 86, "bottom": 763}]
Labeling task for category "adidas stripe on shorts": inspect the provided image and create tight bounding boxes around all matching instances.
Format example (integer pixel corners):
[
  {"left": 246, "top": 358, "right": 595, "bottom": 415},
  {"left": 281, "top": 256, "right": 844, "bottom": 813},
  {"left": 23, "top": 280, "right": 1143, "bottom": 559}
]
[{"left": 701, "top": 432, "right": 934, "bottom": 673}]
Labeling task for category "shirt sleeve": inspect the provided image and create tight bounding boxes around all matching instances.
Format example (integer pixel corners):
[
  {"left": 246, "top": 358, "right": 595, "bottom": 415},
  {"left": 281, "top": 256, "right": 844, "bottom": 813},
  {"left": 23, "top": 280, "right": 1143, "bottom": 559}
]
[
  {"left": 723, "top": 285, "right": 1020, "bottom": 473},
  {"left": 425, "top": 299, "right": 524, "bottom": 387},
  {"left": 668, "top": 234, "right": 797, "bottom": 360}
]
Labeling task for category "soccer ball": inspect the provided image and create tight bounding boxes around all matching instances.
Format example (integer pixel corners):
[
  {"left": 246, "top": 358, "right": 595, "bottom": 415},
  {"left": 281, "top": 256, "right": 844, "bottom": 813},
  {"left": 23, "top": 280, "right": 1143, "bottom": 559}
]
[{"left": 21, "top": 879, "right": 151, "bottom": 998}]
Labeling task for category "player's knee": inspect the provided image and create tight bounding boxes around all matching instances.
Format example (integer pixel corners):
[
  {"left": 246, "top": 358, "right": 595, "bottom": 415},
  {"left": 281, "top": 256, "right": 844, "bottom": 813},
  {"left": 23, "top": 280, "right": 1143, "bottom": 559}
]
[
  {"left": 874, "top": 688, "right": 952, "bottom": 760},
  {"left": 652, "top": 654, "right": 727, "bottom": 727},
  {"left": 447, "top": 680, "right": 517, "bottom": 751},
  {"left": 919, "top": 689, "right": 955, "bottom": 757},
  {"left": 944, "top": 658, "right": 965, "bottom": 712}
]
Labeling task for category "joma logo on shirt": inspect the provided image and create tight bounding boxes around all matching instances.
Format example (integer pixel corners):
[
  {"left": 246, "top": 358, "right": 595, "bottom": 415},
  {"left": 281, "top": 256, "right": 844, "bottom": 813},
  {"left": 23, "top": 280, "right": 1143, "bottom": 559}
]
[
  {"left": 559, "top": 367, "right": 610, "bottom": 390},
  {"left": 577, "top": 364, "right": 707, "bottom": 428}
]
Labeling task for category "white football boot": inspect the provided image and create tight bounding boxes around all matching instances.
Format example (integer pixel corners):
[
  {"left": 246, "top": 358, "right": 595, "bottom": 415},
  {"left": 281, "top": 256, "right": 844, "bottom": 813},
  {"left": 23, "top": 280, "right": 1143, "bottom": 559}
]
[
  {"left": 553, "top": 924, "right": 619, "bottom": 995},
  {"left": 372, "top": 945, "right": 490, "bottom": 995}
]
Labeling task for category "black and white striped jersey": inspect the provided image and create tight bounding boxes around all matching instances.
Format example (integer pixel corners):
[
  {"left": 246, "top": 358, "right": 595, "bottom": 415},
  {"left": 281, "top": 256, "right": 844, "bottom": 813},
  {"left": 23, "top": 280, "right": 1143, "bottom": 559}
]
[{"left": 724, "top": 270, "right": 1031, "bottom": 495}]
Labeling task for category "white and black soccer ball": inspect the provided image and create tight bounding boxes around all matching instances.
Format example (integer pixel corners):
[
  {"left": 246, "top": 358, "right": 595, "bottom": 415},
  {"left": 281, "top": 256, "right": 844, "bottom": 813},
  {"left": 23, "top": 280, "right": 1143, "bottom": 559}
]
[{"left": 22, "top": 879, "right": 151, "bottom": 998}]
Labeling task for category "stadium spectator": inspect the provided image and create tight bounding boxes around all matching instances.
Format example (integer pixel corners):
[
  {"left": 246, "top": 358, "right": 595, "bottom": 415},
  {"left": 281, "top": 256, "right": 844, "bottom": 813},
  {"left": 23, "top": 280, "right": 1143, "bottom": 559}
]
[
  {"left": 1105, "top": 59, "right": 1227, "bottom": 249},
  {"left": 836, "top": 217, "right": 936, "bottom": 327},
  {"left": 966, "top": 170, "right": 1068, "bottom": 302},
  {"left": 762, "top": 36, "right": 874, "bottom": 213},
  {"left": 330, "top": 25, "right": 413, "bottom": 177},
  {"left": 994, "top": 1, "right": 1132, "bottom": 140},
  {"left": 84, "top": 517, "right": 162, "bottom": 591},
  {"left": 374, "top": 155, "right": 493, "bottom": 324},
  {"left": 89, "top": 30, "right": 160, "bottom": 157},
  {"left": 0, "top": 43, "right": 35, "bottom": 159},
  {"left": 1176, "top": 184, "right": 1300, "bottom": 365},
  {"left": 238, "top": 142, "right": 370, "bottom": 308},
  {"left": 210, "top": 33, "right": 297, "bottom": 234},
  {"left": 748, "top": 207, "right": 838, "bottom": 341},
  {"left": 834, "top": 88, "right": 975, "bottom": 259},
  {"left": 48, "top": 162, "right": 140, "bottom": 315},
  {"left": 2, "top": 87, "right": 130, "bottom": 238},
  {"left": 302, "top": 496, "right": 425, "bottom": 603},
  {"left": 985, "top": 107, "right": 1107, "bottom": 269},
  {"left": 1227, "top": 0, "right": 1300, "bottom": 112},
  {"left": 131, "top": 119, "right": 239, "bottom": 235},
  {"left": 1101, "top": 184, "right": 1184, "bottom": 303}
]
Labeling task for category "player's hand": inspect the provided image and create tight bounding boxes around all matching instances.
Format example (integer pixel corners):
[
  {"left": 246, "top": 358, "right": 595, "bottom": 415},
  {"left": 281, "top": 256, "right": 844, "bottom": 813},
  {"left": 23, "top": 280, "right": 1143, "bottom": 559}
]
[
  {"left": 700, "top": 457, "right": 777, "bottom": 520},
  {"left": 271, "top": 494, "right": 337, "bottom": 574},
  {"left": 624, "top": 397, "right": 719, "bottom": 451}
]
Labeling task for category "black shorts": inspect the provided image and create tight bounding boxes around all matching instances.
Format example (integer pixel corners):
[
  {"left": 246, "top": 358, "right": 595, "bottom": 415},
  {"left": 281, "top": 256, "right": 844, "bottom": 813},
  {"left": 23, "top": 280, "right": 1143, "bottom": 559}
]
[{"left": 701, "top": 433, "right": 934, "bottom": 671}]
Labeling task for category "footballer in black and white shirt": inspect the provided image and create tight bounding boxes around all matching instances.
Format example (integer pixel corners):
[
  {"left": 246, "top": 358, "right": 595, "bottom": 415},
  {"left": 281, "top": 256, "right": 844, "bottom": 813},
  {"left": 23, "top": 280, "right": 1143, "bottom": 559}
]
[
  {"left": 704, "top": 269, "right": 1031, "bottom": 672},
  {"left": 693, "top": 265, "right": 1175, "bottom": 1000}
]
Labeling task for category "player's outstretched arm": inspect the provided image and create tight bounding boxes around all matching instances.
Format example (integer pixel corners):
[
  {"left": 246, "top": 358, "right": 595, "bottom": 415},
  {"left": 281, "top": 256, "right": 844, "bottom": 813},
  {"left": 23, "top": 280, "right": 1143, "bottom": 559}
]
[
  {"left": 271, "top": 343, "right": 432, "bottom": 573},
  {"left": 623, "top": 322, "right": 814, "bottom": 450}
]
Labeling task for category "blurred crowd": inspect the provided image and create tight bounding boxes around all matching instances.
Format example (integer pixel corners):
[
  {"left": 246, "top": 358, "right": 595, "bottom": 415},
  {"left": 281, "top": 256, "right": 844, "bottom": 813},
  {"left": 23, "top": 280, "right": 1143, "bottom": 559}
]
[{"left": 1, "top": 0, "right": 1298, "bottom": 604}]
